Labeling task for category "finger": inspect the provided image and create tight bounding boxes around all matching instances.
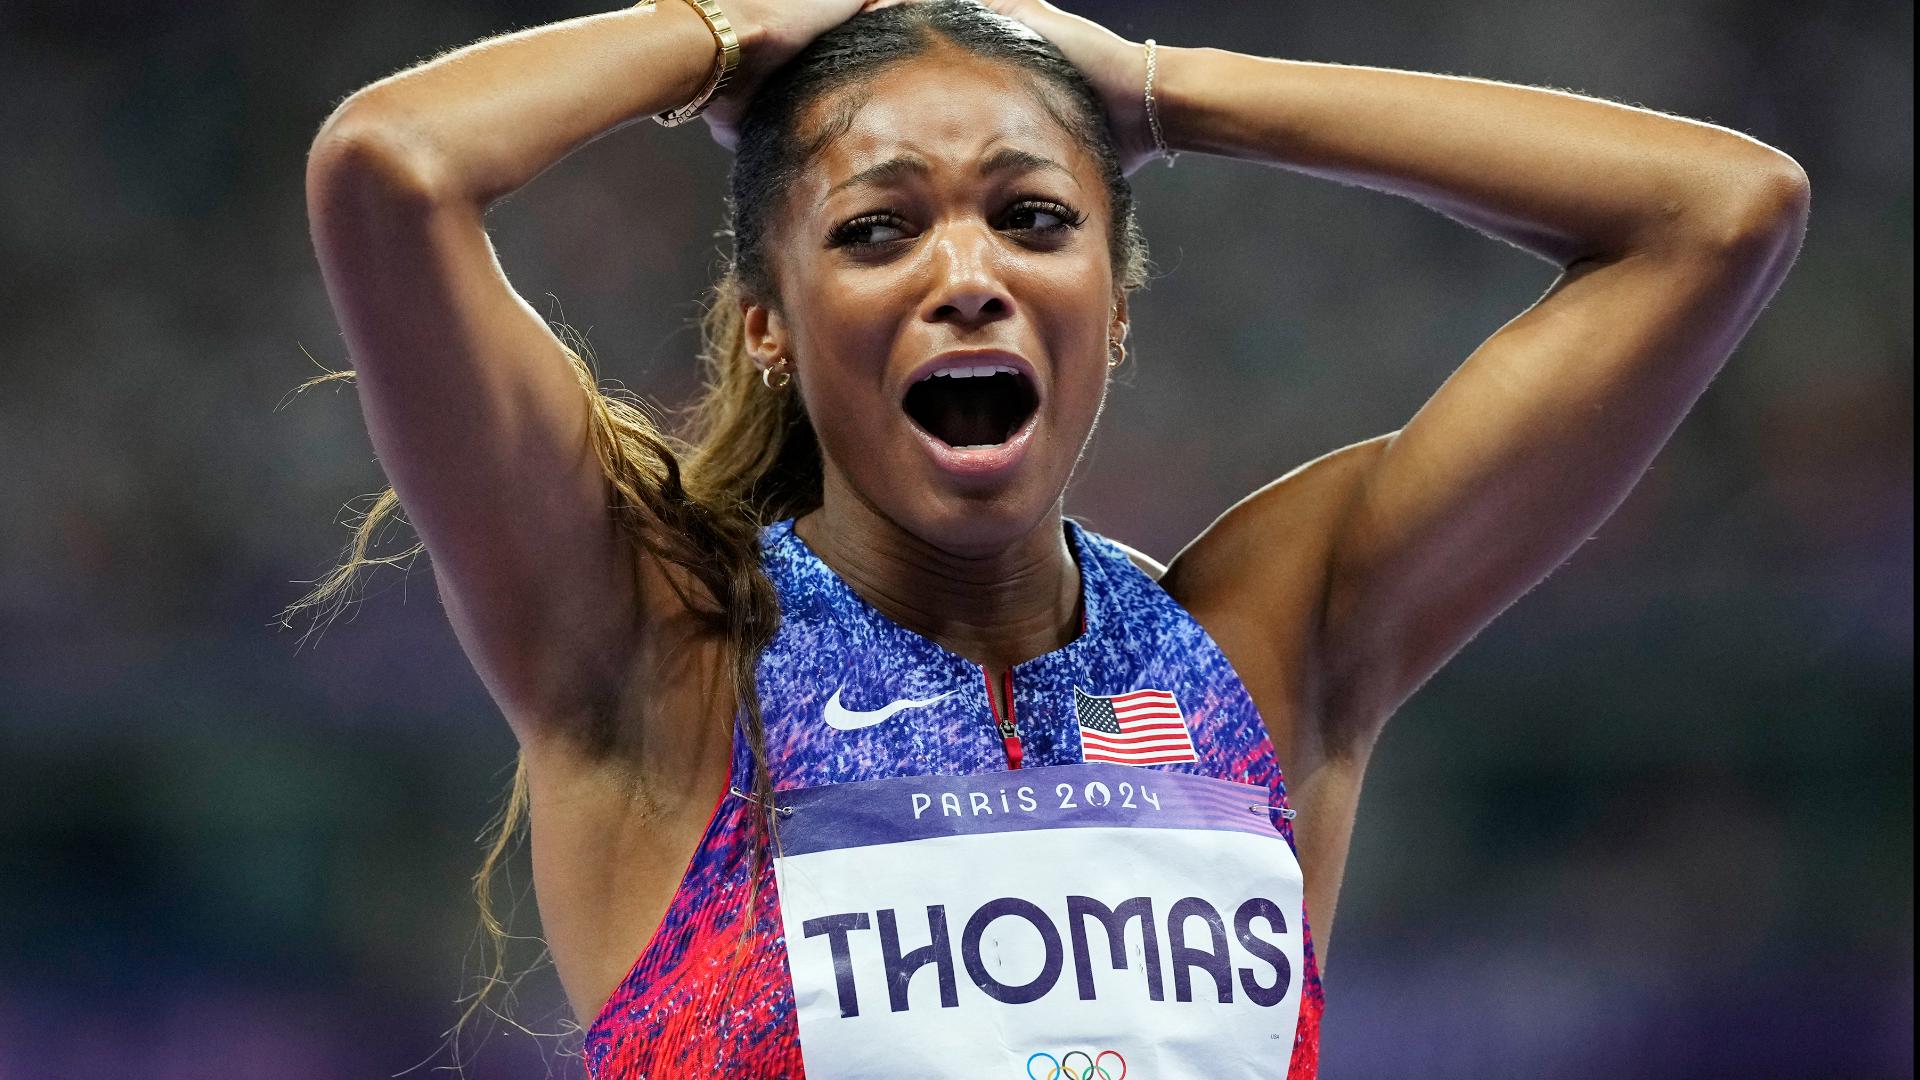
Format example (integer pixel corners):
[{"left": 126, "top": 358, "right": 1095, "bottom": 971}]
[{"left": 703, "top": 115, "right": 740, "bottom": 152}]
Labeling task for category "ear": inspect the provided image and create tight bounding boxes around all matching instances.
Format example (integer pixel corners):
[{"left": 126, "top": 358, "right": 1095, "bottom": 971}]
[
  {"left": 741, "top": 300, "right": 789, "bottom": 372},
  {"left": 1109, "top": 294, "right": 1131, "bottom": 345}
]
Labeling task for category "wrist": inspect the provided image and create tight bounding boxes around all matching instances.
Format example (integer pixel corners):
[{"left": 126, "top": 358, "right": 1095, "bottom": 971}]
[
  {"left": 1146, "top": 43, "right": 1201, "bottom": 159},
  {"left": 720, "top": 8, "right": 773, "bottom": 76},
  {"left": 652, "top": 0, "right": 743, "bottom": 128},
  {"left": 1141, "top": 39, "right": 1179, "bottom": 166},
  {"left": 708, "top": 5, "right": 801, "bottom": 120}
]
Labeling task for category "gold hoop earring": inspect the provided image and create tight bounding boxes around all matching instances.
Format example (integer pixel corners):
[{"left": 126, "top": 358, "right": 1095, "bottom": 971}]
[
  {"left": 761, "top": 355, "right": 792, "bottom": 390},
  {"left": 1107, "top": 340, "right": 1128, "bottom": 370}
]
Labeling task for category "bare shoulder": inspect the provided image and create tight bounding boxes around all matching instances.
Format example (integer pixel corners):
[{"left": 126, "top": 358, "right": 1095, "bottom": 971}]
[{"left": 1158, "top": 434, "right": 1392, "bottom": 764}]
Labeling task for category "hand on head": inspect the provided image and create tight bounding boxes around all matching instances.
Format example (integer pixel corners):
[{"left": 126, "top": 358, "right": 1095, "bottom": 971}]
[
  {"left": 700, "top": 0, "right": 905, "bottom": 147},
  {"left": 963, "top": 0, "right": 1156, "bottom": 172},
  {"left": 702, "top": 0, "right": 1156, "bottom": 173}
]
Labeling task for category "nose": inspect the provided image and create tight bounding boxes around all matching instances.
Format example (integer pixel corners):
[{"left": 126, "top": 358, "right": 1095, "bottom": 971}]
[{"left": 920, "top": 221, "right": 1013, "bottom": 331}]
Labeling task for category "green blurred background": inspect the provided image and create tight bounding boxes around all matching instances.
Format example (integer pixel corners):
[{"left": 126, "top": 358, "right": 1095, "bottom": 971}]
[{"left": 0, "top": 0, "right": 1909, "bottom": 1076}]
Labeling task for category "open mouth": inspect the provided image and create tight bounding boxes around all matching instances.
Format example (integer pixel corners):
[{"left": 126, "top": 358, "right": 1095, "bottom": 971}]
[{"left": 901, "top": 364, "right": 1040, "bottom": 449}]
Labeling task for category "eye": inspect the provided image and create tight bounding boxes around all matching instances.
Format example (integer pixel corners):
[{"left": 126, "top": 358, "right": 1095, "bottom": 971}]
[
  {"left": 827, "top": 212, "right": 913, "bottom": 249},
  {"left": 1001, "top": 199, "right": 1085, "bottom": 235}
]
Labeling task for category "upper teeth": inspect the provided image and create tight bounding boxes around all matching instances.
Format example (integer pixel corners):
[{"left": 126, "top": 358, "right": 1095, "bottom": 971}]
[{"left": 926, "top": 364, "right": 1017, "bottom": 380}]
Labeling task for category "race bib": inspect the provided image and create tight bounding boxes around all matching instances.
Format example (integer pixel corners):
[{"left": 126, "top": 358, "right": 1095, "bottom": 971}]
[{"left": 774, "top": 762, "right": 1305, "bottom": 1078}]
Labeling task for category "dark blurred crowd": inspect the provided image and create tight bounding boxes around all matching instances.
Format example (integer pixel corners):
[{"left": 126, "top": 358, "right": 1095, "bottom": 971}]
[{"left": 0, "top": 0, "right": 1909, "bottom": 1076}]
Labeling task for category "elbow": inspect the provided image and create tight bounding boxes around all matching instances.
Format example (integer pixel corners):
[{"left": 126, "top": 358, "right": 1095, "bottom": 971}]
[
  {"left": 1723, "top": 150, "right": 1811, "bottom": 245},
  {"left": 1682, "top": 149, "right": 1813, "bottom": 259},
  {"left": 306, "top": 94, "right": 450, "bottom": 209}
]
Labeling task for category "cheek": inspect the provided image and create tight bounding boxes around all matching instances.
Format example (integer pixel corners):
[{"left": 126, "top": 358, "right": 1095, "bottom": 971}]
[
  {"left": 785, "top": 275, "right": 903, "bottom": 374},
  {"left": 1058, "top": 352, "right": 1112, "bottom": 434},
  {"left": 787, "top": 313, "right": 898, "bottom": 452}
]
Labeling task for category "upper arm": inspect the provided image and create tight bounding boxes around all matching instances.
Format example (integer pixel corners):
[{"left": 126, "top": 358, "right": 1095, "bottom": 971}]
[
  {"left": 306, "top": 106, "right": 648, "bottom": 735},
  {"left": 1314, "top": 162, "right": 1810, "bottom": 739},
  {"left": 1167, "top": 158, "right": 1807, "bottom": 760}
]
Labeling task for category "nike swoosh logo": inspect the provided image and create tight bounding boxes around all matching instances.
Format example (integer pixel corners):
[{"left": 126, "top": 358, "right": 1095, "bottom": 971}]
[{"left": 822, "top": 687, "right": 957, "bottom": 731}]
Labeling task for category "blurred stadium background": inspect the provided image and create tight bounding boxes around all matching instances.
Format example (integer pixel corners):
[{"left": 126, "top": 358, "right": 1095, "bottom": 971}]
[{"left": 0, "top": 0, "right": 1909, "bottom": 1076}]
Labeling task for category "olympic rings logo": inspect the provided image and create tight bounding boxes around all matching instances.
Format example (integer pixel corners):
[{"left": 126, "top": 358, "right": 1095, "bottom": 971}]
[{"left": 1025, "top": 1049, "right": 1127, "bottom": 1080}]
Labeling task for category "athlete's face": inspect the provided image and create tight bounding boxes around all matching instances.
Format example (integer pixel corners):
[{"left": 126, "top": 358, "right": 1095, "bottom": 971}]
[{"left": 745, "top": 48, "right": 1125, "bottom": 557}]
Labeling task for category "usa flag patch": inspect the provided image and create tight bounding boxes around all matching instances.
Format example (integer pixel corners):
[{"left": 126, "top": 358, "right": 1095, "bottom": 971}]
[{"left": 1073, "top": 687, "right": 1198, "bottom": 766}]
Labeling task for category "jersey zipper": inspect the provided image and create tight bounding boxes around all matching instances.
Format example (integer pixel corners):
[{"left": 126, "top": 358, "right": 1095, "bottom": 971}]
[{"left": 981, "top": 667, "right": 1024, "bottom": 769}]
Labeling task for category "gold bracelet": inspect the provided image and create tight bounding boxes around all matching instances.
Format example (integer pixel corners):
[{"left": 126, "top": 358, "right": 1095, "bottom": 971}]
[{"left": 654, "top": 0, "right": 741, "bottom": 128}]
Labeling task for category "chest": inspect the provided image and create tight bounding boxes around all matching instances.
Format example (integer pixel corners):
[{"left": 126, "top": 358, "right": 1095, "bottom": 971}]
[{"left": 751, "top": 578, "right": 1291, "bottom": 808}]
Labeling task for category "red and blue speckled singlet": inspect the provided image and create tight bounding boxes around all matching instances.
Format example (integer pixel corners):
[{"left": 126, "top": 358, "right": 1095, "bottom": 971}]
[{"left": 584, "top": 518, "right": 1324, "bottom": 1077}]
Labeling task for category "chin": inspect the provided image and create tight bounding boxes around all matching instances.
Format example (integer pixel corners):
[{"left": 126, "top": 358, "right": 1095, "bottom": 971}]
[{"left": 892, "top": 481, "right": 1063, "bottom": 560}]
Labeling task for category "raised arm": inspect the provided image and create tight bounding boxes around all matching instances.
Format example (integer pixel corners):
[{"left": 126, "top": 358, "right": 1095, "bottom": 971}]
[
  {"left": 1145, "top": 50, "right": 1809, "bottom": 752},
  {"left": 305, "top": 2, "right": 727, "bottom": 742},
  {"left": 304, "top": 1, "right": 861, "bottom": 742}
]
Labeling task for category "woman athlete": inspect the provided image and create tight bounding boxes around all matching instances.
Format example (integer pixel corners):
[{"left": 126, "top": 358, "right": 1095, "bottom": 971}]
[{"left": 301, "top": 0, "right": 1808, "bottom": 1075}]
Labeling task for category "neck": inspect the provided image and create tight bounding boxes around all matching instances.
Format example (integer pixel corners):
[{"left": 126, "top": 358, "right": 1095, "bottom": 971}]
[{"left": 792, "top": 492, "right": 1081, "bottom": 672}]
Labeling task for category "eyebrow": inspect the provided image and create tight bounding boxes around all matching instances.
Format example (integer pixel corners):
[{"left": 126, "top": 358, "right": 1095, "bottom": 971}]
[{"left": 825, "top": 147, "right": 1075, "bottom": 198}]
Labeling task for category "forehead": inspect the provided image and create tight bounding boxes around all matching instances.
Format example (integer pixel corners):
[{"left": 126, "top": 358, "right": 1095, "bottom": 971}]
[{"left": 793, "top": 49, "right": 1098, "bottom": 203}]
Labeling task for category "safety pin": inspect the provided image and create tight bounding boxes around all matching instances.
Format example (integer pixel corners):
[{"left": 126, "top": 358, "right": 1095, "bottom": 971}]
[
  {"left": 730, "top": 786, "right": 795, "bottom": 818},
  {"left": 1249, "top": 804, "right": 1298, "bottom": 821}
]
